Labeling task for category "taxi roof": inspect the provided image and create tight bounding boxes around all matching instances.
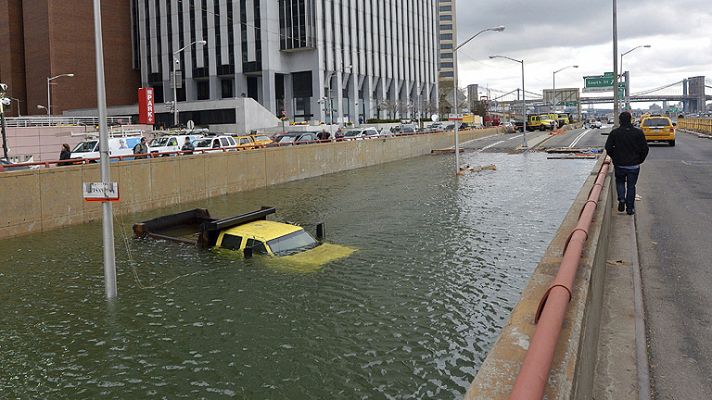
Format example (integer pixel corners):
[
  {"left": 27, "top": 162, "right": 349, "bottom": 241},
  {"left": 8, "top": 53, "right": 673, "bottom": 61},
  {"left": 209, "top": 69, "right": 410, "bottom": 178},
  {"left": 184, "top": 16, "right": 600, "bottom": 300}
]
[{"left": 222, "top": 220, "right": 302, "bottom": 242}]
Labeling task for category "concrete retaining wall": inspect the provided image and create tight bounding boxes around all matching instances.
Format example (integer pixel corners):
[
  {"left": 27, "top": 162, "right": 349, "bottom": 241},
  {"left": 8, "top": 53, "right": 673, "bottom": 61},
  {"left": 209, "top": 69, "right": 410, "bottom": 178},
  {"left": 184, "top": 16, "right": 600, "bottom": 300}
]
[
  {"left": 466, "top": 155, "right": 613, "bottom": 399},
  {"left": 0, "top": 129, "right": 498, "bottom": 240}
]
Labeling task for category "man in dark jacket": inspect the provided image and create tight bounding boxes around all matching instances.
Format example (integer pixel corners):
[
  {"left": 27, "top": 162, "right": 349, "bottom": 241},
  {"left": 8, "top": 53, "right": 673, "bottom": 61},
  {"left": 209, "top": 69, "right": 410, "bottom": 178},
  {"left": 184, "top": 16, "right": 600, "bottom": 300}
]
[{"left": 605, "top": 111, "right": 649, "bottom": 215}]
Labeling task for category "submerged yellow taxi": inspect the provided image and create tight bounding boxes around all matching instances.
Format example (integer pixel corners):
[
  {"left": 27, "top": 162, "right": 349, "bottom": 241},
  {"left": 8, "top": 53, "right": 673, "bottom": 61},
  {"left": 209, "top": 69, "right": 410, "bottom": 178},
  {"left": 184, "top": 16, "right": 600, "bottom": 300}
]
[{"left": 134, "top": 207, "right": 354, "bottom": 267}]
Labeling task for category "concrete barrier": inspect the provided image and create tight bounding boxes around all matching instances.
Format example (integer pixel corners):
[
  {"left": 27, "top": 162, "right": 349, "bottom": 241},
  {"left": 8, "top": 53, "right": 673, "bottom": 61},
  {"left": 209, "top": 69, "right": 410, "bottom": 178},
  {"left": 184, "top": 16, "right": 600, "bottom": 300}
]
[
  {"left": 0, "top": 129, "right": 498, "bottom": 239},
  {"left": 466, "top": 155, "right": 614, "bottom": 399}
]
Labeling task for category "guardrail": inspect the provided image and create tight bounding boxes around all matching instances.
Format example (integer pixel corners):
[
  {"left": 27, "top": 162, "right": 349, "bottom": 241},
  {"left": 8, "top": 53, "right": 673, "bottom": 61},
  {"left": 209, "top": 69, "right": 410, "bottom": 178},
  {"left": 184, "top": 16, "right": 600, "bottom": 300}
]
[
  {"left": 677, "top": 118, "right": 712, "bottom": 135},
  {"left": 0, "top": 129, "right": 479, "bottom": 171},
  {"left": 4, "top": 116, "right": 133, "bottom": 128},
  {"left": 508, "top": 153, "right": 611, "bottom": 400}
]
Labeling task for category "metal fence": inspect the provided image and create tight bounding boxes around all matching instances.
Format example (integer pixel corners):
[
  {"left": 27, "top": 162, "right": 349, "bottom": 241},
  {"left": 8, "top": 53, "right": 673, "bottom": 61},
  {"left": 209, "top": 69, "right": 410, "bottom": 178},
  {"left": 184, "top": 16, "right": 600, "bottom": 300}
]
[
  {"left": 5, "top": 116, "right": 134, "bottom": 128},
  {"left": 677, "top": 118, "right": 712, "bottom": 135}
]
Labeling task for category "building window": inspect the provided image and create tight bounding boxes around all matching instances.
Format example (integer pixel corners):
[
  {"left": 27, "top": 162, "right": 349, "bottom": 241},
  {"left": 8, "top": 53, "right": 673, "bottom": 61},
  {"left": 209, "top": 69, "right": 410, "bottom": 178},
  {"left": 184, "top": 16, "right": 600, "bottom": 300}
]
[
  {"left": 440, "top": 71, "right": 454, "bottom": 78},
  {"left": 197, "top": 80, "right": 210, "bottom": 100},
  {"left": 440, "top": 62, "right": 454, "bottom": 69},
  {"left": 440, "top": 33, "right": 453, "bottom": 41},
  {"left": 439, "top": 5, "right": 452, "bottom": 11},
  {"left": 441, "top": 43, "right": 453, "bottom": 50},
  {"left": 221, "top": 79, "right": 234, "bottom": 99},
  {"left": 440, "top": 15, "right": 452, "bottom": 21},
  {"left": 440, "top": 24, "right": 453, "bottom": 31}
]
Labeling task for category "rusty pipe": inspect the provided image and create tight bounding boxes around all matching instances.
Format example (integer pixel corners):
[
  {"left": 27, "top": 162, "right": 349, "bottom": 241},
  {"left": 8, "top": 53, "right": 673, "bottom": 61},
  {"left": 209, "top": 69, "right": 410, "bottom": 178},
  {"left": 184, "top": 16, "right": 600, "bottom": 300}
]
[{"left": 510, "top": 156, "right": 611, "bottom": 400}]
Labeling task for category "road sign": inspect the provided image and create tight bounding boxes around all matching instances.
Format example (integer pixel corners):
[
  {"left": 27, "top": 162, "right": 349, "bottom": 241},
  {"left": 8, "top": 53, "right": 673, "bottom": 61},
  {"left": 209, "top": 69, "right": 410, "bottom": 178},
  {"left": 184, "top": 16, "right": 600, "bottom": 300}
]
[
  {"left": 83, "top": 182, "right": 120, "bottom": 202},
  {"left": 186, "top": 120, "right": 195, "bottom": 130},
  {"left": 448, "top": 113, "right": 463, "bottom": 121}
]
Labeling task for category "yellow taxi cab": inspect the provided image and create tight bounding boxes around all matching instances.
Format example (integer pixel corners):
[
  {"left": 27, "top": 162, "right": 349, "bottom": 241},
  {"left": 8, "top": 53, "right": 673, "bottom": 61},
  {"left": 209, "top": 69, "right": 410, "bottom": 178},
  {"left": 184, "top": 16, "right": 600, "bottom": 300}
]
[
  {"left": 133, "top": 207, "right": 355, "bottom": 269},
  {"left": 640, "top": 114, "right": 676, "bottom": 146},
  {"left": 250, "top": 134, "right": 273, "bottom": 147},
  {"left": 216, "top": 219, "right": 354, "bottom": 267},
  {"left": 232, "top": 135, "right": 257, "bottom": 150}
]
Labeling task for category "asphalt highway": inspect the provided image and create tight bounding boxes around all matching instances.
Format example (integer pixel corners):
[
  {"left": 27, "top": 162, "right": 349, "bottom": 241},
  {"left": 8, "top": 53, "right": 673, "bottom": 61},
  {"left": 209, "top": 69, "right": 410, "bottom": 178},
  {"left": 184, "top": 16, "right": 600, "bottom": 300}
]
[{"left": 634, "top": 130, "right": 712, "bottom": 399}]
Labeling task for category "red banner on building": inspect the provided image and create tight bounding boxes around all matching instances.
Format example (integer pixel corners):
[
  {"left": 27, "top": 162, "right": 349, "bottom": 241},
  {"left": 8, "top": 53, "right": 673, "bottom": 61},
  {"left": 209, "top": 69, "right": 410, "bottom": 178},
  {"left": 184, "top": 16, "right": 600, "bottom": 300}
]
[{"left": 138, "top": 87, "right": 155, "bottom": 124}]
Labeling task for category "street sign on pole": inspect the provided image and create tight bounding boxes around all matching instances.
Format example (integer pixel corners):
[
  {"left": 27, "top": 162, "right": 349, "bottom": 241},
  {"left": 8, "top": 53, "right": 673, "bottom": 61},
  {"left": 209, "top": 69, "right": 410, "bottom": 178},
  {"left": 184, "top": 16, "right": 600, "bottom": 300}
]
[{"left": 448, "top": 113, "right": 464, "bottom": 121}]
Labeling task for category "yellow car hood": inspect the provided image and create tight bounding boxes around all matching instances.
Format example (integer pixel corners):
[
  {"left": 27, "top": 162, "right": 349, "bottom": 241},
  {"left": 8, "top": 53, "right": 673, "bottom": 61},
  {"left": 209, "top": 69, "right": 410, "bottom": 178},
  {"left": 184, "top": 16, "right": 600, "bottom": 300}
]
[{"left": 280, "top": 243, "right": 356, "bottom": 270}]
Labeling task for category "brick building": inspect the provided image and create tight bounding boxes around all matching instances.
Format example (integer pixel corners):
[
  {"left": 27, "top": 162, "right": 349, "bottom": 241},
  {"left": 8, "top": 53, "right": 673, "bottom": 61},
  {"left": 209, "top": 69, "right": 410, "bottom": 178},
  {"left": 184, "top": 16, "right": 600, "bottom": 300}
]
[{"left": 0, "top": 0, "right": 139, "bottom": 117}]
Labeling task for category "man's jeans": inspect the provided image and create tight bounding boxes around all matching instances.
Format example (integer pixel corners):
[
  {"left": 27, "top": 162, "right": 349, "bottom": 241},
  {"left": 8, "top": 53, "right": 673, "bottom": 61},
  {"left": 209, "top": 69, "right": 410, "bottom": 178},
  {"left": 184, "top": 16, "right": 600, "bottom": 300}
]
[{"left": 614, "top": 166, "right": 640, "bottom": 211}]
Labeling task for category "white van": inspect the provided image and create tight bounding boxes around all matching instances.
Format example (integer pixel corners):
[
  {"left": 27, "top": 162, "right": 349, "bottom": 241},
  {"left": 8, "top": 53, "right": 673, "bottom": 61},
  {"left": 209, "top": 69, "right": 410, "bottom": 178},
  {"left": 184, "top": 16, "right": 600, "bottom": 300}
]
[
  {"left": 71, "top": 135, "right": 144, "bottom": 161},
  {"left": 149, "top": 134, "right": 203, "bottom": 156},
  {"left": 192, "top": 136, "right": 238, "bottom": 152}
]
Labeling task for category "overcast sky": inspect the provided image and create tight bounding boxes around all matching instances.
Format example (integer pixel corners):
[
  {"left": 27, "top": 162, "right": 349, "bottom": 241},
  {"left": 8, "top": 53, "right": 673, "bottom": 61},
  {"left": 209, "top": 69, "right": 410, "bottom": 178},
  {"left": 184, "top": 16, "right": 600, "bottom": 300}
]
[{"left": 455, "top": 0, "right": 712, "bottom": 106}]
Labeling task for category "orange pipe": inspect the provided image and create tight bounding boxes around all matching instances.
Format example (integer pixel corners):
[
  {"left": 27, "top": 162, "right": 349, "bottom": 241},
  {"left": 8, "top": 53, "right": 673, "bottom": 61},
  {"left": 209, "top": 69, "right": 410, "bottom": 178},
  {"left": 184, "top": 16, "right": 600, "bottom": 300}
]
[{"left": 509, "top": 156, "right": 611, "bottom": 400}]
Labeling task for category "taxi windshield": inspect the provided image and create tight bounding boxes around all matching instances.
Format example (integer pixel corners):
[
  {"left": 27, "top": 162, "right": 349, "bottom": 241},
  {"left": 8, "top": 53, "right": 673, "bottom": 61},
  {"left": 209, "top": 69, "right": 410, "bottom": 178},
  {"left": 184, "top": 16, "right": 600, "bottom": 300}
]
[{"left": 268, "top": 230, "right": 318, "bottom": 256}]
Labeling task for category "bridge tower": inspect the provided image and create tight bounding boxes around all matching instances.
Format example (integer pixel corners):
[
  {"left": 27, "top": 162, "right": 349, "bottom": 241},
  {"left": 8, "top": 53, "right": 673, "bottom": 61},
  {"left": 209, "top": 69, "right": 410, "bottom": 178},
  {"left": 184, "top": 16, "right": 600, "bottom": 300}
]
[{"left": 687, "top": 76, "right": 706, "bottom": 113}]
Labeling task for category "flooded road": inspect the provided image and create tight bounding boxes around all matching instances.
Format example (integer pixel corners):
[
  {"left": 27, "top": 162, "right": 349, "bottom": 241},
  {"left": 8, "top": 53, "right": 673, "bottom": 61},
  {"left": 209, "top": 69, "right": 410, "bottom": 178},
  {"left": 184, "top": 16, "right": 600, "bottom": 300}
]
[{"left": 0, "top": 152, "right": 594, "bottom": 398}]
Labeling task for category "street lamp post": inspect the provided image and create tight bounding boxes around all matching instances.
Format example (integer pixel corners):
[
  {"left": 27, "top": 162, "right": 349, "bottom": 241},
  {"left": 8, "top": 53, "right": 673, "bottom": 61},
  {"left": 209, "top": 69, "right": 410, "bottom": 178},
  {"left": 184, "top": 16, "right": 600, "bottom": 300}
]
[
  {"left": 47, "top": 73, "right": 75, "bottom": 122},
  {"left": 453, "top": 25, "right": 505, "bottom": 174},
  {"left": 552, "top": 65, "right": 578, "bottom": 108},
  {"left": 172, "top": 40, "right": 207, "bottom": 127},
  {"left": 613, "top": 0, "right": 620, "bottom": 127},
  {"left": 620, "top": 45, "right": 651, "bottom": 110},
  {"left": 10, "top": 98, "right": 22, "bottom": 117},
  {"left": 490, "top": 55, "right": 528, "bottom": 149}
]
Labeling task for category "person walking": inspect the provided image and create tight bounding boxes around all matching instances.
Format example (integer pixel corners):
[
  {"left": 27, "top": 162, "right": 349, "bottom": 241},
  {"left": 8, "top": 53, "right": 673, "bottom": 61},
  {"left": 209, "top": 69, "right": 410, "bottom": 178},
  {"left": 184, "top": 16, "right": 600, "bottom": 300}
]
[
  {"left": 181, "top": 137, "right": 195, "bottom": 155},
  {"left": 58, "top": 143, "right": 72, "bottom": 166},
  {"left": 133, "top": 137, "right": 149, "bottom": 159},
  {"left": 605, "top": 111, "right": 649, "bottom": 215}
]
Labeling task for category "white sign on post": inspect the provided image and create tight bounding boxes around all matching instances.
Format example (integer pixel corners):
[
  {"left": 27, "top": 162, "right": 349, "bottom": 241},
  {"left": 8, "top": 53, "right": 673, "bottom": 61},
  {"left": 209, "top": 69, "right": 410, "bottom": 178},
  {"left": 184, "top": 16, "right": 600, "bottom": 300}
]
[
  {"left": 448, "top": 113, "right": 464, "bottom": 121},
  {"left": 83, "top": 182, "right": 120, "bottom": 202}
]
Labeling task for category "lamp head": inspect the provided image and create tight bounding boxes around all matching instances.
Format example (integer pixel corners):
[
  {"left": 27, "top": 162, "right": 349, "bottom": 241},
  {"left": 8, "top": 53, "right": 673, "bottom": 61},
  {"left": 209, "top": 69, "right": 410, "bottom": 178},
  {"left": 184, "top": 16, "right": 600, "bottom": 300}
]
[
  {"left": 573, "top": 65, "right": 579, "bottom": 68},
  {"left": 198, "top": 40, "right": 207, "bottom": 46},
  {"left": 643, "top": 44, "right": 651, "bottom": 48},
  {"left": 67, "top": 73, "right": 75, "bottom": 77},
  {"left": 492, "top": 26, "right": 505, "bottom": 32},
  {"left": 489, "top": 56, "right": 496, "bottom": 59},
  {"left": 0, "top": 83, "right": 7, "bottom": 93},
  {"left": 37, "top": 105, "right": 46, "bottom": 110}
]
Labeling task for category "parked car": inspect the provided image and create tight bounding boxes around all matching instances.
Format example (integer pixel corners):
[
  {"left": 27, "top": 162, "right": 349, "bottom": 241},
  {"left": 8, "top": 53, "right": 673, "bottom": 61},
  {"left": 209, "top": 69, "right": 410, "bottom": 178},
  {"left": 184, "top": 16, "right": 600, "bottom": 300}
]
[
  {"left": 192, "top": 135, "right": 238, "bottom": 152},
  {"left": 231, "top": 135, "right": 257, "bottom": 150},
  {"left": 269, "top": 132, "right": 319, "bottom": 146},
  {"left": 395, "top": 124, "right": 417, "bottom": 135},
  {"left": 71, "top": 134, "right": 144, "bottom": 161},
  {"left": 250, "top": 134, "right": 273, "bottom": 147},
  {"left": 0, "top": 158, "right": 39, "bottom": 172},
  {"left": 149, "top": 134, "right": 203, "bottom": 156},
  {"left": 343, "top": 127, "right": 380, "bottom": 140}
]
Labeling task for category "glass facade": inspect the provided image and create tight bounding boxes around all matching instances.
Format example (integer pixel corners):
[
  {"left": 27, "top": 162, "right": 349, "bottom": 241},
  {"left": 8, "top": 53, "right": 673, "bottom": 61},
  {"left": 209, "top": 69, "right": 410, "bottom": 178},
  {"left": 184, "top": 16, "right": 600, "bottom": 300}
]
[{"left": 278, "top": 0, "right": 316, "bottom": 51}]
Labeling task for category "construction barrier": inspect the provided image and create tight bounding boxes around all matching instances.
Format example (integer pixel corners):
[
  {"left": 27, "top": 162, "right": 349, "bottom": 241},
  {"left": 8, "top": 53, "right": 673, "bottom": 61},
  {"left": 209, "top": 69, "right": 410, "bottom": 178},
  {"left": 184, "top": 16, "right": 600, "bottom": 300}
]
[{"left": 677, "top": 118, "right": 712, "bottom": 135}]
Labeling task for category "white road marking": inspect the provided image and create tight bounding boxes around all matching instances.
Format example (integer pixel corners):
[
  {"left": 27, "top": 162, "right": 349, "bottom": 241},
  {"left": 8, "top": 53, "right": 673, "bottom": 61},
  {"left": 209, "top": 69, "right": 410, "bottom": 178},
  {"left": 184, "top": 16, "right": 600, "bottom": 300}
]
[
  {"left": 480, "top": 140, "right": 506, "bottom": 151},
  {"left": 569, "top": 130, "right": 591, "bottom": 148},
  {"left": 460, "top": 134, "right": 499, "bottom": 146},
  {"left": 507, "top": 134, "right": 524, "bottom": 141}
]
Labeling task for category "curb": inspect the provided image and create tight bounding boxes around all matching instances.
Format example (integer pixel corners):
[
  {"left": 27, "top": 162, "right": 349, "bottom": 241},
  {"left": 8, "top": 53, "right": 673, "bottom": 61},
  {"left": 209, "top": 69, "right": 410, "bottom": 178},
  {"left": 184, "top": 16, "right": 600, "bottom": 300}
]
[{"left": 632, "top": 214, "right": 652, "bottom": 400}]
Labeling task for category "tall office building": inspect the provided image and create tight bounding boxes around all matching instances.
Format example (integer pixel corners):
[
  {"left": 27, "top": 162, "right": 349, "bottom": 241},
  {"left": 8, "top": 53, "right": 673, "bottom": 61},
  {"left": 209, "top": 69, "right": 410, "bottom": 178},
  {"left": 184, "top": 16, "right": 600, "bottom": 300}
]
[
  {"left": 133, "top": 0, "right": 440, "bottom": 126},
  {"left": 0, "top": 0, "right": 139, "bottom": 117},
  {"left": 437, "top": 0, "right": 457, "bottom": 113}
]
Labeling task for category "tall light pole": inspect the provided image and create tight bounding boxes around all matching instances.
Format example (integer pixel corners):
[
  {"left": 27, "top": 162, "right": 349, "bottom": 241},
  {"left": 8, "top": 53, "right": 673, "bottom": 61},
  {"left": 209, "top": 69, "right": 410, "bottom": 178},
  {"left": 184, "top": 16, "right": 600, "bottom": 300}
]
[
  {"left": 613, "top": 0, "right": 620, "bottom": 127},
  {"left": 621, "top": 45, "right": 651, "bottom": 110},
  {"left": 453, "top": 25, "right": 505, "bottom": 174},
  {"left": 552, "top": 65, "right": 578, "bottom": 108},
  {"left": 92, "top": 0, "right": 117, "bottom": 299},
  {"left": 47, "top": 73, "right": 75, "bottom": 121},
  {"left": 172, "top": 40, "right": 207, "bottom": 127},
  {"left": 490, "top": 55, "right": 528, "bottom": 149},
  {"left": 10, "top": 97, "right": 22, "bottom": 117}
]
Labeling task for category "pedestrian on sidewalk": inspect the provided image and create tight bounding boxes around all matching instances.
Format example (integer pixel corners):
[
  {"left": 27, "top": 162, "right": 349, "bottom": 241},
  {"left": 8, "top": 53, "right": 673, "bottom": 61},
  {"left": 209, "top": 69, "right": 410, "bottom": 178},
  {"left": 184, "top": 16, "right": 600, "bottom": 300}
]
[
  {"left": 181, "top": 137, "right": 195, "bottom": 155},
  {"left": 605, "top": 111, "right": 649, "bottom": 215},
  {"left": 133, "top": 137, "right": 149, "bottom": 159},
  {"left": 58, "top": 143, "right": 72, "bottom": 166}
]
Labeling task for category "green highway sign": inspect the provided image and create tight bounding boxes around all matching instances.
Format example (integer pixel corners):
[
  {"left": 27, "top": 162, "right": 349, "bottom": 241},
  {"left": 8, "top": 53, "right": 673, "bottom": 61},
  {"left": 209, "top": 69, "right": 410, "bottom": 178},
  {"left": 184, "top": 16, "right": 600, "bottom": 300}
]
[{"left": 584, "top": 74, "right": 614, "bottom": 89}]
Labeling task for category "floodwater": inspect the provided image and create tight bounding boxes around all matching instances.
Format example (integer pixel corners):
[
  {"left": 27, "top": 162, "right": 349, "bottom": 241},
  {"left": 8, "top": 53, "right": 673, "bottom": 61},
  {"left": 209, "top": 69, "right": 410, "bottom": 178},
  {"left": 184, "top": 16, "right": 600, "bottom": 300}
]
[{"left": 0, "top": 151, "right": 594, "bottom": 399}]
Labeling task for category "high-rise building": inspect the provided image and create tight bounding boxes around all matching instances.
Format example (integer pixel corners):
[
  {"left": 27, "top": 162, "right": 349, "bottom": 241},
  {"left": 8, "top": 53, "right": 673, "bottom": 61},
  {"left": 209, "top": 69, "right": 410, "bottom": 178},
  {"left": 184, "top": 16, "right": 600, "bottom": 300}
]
[
  {"left": 437, "top": 0, "right": 456, "bottom": 113},
  {"left": 0, "top": 0, "right": 139, "bottom": 117},
  {"left": 133, "top": 0, "right": 440, "bottom": 126}
]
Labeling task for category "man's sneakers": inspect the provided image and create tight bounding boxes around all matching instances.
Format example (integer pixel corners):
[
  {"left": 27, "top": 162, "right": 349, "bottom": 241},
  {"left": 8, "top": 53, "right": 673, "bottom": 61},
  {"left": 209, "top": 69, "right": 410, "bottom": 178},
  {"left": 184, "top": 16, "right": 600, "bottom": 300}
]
[
  {"left": 618, "top": 201, "right": 626, "bottom": 212},
  {"left": 627, "top": 208, "right": 635, "bottom": 215}
]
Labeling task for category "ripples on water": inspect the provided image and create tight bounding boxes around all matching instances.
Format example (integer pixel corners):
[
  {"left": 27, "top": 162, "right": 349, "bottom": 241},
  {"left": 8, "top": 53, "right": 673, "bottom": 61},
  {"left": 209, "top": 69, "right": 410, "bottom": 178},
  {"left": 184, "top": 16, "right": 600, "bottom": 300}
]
[{"left": 0, "top": 152, "right": 594, "bottom": 398}]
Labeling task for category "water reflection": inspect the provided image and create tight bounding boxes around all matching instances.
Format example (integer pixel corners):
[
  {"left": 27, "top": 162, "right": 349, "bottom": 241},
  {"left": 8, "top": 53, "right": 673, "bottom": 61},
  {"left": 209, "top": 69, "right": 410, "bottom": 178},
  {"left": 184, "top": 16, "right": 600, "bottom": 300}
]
[{"left": 0, "top": 152, "right": 594, "bottom": 398}]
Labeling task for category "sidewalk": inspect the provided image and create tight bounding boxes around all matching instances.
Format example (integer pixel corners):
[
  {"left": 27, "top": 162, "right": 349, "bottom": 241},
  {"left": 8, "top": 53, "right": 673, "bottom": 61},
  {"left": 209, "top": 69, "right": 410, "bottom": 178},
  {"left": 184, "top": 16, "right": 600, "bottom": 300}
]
[{"left": 593, "top": 209, "right": 647, "bottom": 399}]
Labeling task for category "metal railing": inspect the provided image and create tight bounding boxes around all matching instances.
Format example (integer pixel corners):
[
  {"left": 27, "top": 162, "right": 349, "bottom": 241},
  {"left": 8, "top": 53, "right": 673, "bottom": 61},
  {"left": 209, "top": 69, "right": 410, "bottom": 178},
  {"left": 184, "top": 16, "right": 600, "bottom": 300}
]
[
  {"left": 4, "top": 116, "right": 134, "bottom": 128},
  {"left": 509, "top": 154, "right": 611, "bottom": 400}
]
